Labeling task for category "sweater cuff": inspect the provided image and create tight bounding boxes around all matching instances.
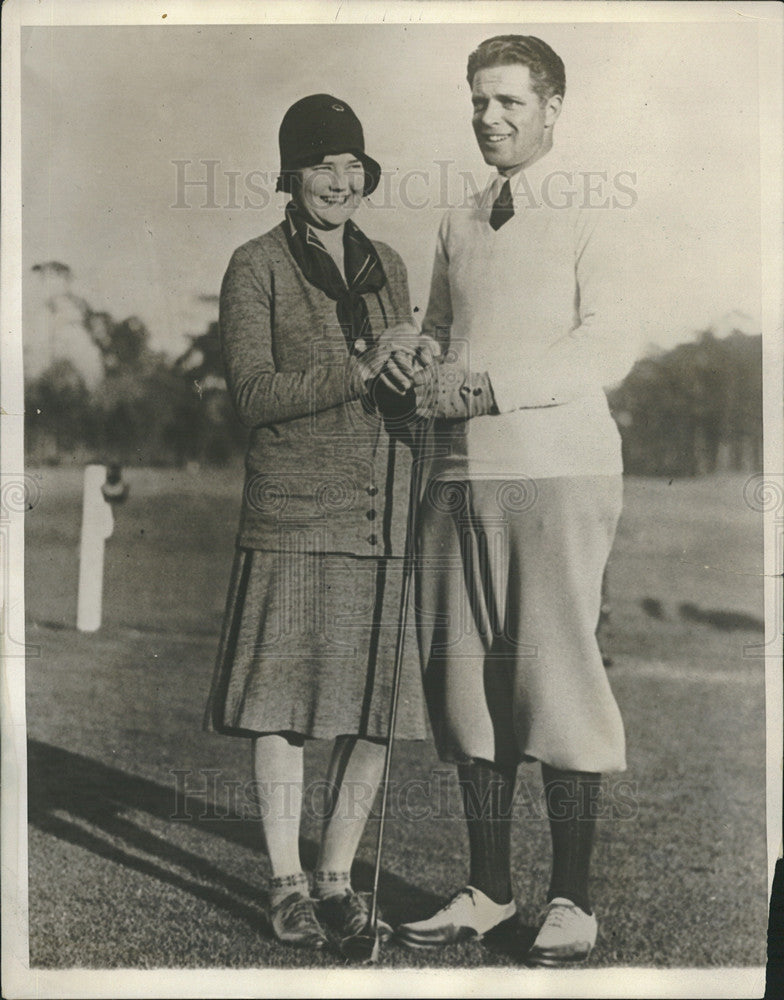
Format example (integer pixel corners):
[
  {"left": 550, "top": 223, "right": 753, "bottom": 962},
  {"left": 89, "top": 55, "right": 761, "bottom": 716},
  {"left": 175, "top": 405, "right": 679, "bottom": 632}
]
[{"left": 464, "top": 370, "right": 498, "bottom": 418}]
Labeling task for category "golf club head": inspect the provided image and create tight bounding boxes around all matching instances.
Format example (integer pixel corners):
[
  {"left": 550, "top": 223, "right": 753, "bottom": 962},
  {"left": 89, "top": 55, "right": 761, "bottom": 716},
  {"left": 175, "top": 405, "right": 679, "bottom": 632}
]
[{"left": 339, "top": 926, "right": 380, "bottom": 964}]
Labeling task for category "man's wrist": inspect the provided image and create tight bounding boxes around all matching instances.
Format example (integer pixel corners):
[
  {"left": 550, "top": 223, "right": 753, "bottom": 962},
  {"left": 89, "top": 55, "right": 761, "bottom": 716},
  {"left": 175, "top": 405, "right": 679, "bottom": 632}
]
[{"left": 461, "top": 370, "right": 497, "bottom": 418}]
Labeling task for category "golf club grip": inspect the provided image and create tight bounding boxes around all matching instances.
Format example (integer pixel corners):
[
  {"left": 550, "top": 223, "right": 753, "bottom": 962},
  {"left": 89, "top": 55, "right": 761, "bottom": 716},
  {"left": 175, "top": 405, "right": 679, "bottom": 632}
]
[{"left": 368, "top": 419, "right": 427, "bottom": 929}]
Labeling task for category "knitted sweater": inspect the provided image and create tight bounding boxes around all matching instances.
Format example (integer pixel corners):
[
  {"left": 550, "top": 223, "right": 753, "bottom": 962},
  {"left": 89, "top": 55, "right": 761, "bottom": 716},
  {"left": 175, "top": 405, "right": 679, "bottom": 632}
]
[
  {"left": 220, "top": 220, "right": 415, "bottom": 555},
  {"left": 422, "top": 152, "right": 641, "bottom": 481}
]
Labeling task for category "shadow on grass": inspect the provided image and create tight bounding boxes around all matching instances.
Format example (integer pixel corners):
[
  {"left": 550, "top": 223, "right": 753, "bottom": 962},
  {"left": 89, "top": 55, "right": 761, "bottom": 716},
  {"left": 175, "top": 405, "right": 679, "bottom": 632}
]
[
  {"left": 678, "top": 602, "right": 764, "bottom": 632},
  {"left": 481, "top": 914, "right": 539, "bottom": 961},
  {"left": 640, "top": 597, "right": 666, "bottom": 620},
  {"left": 32, "top": 618, "right": 219, "bottom": 639},
  {"left": 27, "top": 740, "right": 441, "bottom": 938}
]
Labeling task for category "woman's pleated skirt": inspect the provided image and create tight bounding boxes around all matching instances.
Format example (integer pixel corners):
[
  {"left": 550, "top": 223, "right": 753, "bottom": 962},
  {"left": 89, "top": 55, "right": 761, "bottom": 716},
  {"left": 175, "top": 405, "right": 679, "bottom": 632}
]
[{"left": 205, "top": 549, "right": 427, "bottom": 741}]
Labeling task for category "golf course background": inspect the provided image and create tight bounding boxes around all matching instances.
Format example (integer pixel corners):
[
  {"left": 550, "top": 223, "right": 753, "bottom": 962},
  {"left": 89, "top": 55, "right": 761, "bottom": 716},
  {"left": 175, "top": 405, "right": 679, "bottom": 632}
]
[{"left": 24, "top": 466, "right": 768, "bottom": 969}]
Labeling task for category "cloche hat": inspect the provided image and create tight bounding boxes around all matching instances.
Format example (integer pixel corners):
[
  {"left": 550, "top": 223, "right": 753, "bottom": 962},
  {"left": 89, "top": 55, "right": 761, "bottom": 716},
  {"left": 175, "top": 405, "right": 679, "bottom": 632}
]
[{"left": 276, "top": 93, "right": 382, "bottom": 196}]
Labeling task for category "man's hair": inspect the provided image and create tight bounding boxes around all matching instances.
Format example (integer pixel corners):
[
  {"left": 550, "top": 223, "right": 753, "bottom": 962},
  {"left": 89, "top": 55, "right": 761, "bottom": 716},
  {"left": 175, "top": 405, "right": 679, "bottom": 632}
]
[{"left": 466, "top": 35, "right": 566, "bottom": 102}]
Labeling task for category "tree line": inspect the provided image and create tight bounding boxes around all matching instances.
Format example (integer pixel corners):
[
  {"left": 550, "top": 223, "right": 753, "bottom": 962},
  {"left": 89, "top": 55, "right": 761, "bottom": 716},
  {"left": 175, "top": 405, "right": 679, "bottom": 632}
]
[
  {"left": 607, "top": 329, "right": 762, "bottom": 476},
  {"left": 25, "top": 265, "right": 762, "bottom": 475},
  {"left": 26, "top": 305, "right": 244, "bottom": 468}
]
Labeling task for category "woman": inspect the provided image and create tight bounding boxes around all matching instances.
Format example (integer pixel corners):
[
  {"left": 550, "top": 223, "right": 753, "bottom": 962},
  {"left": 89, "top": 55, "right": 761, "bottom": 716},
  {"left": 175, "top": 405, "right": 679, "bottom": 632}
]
[{"left": 205, "top": 94, "right": 430, "bottom": 949}]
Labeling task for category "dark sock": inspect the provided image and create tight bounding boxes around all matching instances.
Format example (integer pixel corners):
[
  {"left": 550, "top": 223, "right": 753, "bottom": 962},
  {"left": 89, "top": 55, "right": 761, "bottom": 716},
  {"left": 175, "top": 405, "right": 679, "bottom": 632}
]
[
  {"left": 457, "top": 758, "right": 517, "bottom": 906},
  {"left": 542, "top": 764, "right": 601, "bottom": 915}
]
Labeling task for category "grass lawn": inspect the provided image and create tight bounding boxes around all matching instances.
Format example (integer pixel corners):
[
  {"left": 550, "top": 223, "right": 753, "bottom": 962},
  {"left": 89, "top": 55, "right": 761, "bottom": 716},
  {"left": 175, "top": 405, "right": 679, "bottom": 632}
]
[{"left": 22, "top": 466, "right": 769, "bottom": 971}]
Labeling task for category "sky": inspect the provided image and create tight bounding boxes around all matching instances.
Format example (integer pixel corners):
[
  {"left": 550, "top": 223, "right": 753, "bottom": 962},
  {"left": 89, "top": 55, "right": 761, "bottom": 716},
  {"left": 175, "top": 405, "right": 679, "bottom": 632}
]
[{"left": 21, "top": 19, "right": 763, "bottom": 360}]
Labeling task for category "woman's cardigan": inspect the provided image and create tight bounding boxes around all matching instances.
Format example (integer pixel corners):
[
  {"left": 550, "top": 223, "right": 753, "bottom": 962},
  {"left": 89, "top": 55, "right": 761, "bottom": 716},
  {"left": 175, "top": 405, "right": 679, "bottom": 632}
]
[{"left": 220, "top": 220, "right": 416, "bottom": 556}]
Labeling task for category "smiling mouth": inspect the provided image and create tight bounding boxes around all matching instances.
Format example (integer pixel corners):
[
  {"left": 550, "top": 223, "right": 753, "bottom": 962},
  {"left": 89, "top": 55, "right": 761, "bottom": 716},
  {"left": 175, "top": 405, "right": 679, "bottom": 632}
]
[
  {"left": 481, "top": 134, "right": 511, "bottom": 144},
  {"left": 318, "top": 195, "right": 350, "bottom": 206}
]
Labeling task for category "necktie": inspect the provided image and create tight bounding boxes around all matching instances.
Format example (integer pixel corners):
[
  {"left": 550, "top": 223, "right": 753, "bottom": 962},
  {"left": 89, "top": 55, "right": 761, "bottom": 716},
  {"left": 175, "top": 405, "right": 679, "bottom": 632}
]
[{"left": 489, "top": 178, "right": 514, "bottom": 231}]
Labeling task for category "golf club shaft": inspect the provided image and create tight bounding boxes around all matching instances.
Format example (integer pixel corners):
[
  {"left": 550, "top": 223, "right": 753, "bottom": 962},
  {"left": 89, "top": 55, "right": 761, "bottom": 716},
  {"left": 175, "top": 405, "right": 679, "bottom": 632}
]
[{"left": 368, "top": 419, "right": 427, "bottom": 931}]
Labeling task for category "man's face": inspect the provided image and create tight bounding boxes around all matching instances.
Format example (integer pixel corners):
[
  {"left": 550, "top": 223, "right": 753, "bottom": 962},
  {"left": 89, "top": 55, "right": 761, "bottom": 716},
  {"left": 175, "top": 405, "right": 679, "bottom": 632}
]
[{"left": 471, "top": 63, "right": 562, "bottom": 175}]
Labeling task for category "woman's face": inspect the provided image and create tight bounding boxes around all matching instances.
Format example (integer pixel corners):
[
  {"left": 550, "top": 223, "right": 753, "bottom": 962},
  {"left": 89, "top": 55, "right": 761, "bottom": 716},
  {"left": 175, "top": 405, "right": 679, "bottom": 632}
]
[{"left": 294, "top": 153, "right": 365, "bottom": 229}]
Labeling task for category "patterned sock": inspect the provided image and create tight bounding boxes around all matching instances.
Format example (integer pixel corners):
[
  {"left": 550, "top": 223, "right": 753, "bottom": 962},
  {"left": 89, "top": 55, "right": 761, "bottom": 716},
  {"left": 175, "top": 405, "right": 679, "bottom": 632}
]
[
  {"left": 542, "top": 764, "right": 601, "bottom": 915},
  {"left": 457, "top": 759, "right": 517, "bottom": 905},
  {"left": 269, "top": 871, "right": 309, "bottom": 908},
  {"left": 312, "top": 869, "right": 352, "bottom": 899}
]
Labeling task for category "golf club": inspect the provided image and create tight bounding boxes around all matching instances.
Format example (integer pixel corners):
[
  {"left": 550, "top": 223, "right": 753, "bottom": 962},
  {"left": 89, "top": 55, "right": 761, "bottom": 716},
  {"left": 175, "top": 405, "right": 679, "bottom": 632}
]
[{"left": 339, "top": 417, "right": 427, "bottom": 963}]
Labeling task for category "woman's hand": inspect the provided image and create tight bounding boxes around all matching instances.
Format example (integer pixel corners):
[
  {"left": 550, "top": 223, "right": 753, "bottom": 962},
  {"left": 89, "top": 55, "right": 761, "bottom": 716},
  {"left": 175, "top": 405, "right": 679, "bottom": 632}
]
[
  {"left": 350, "top": 332, "right": 411, "bottom": 390},
  {"left": 376, "top": 322, "right": 422, "bottom": 353},
  {"left": 374, "top": 324, "right": 429, "bottom": 394},
  {"left": 367, "top": 339, "right": 438, "bottom": 423},
  {"left": 377, "top": 334, "right": 441, "bottom": 395},
  {"left": 353, "top": 330, "right": 440, "bottom": 397}
]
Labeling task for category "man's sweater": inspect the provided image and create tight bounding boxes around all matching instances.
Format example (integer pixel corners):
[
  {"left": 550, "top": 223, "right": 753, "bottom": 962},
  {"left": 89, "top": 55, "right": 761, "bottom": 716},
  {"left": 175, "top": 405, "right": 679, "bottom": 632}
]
[{"left": 422, "top": 150, "right": 641, "bottom": 481}]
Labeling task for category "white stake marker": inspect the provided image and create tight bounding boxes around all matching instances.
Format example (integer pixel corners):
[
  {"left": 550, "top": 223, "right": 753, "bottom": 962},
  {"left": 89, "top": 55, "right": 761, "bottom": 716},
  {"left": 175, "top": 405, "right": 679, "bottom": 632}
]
[{"left": 76, "top": 464, "right": 115, "bottom": 632}]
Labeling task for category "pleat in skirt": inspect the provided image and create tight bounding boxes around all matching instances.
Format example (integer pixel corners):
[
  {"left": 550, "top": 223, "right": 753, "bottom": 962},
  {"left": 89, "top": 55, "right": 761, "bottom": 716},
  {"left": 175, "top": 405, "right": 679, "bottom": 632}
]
[{"left": 205, "top": 549, "right": 427, "bottom": 741}]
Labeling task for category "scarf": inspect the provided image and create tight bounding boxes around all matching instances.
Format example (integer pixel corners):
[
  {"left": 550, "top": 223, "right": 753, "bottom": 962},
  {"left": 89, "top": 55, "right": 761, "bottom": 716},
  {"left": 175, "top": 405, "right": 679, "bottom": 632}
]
[{"left": 284, "top": 201, "right": 387, "bottom": 350}]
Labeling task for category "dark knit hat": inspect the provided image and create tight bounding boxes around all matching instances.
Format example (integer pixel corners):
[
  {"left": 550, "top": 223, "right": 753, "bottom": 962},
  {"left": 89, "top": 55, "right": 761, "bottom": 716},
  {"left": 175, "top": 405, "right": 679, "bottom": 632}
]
[{"left": 276, "top": 94, "right": 381, "bottom": 196}]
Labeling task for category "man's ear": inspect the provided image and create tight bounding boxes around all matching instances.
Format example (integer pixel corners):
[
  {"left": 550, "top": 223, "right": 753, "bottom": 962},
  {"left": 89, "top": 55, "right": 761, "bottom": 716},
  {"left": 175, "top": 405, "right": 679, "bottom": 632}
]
[{"left": 544, "top": 94, "right": 563, "bottom": 129}]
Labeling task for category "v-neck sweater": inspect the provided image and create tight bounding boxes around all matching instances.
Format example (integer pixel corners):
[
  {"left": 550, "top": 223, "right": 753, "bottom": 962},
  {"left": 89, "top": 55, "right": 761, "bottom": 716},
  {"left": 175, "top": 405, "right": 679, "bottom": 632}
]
[{"left": 422, "top": 151, "right": 641, "bottom": 480}]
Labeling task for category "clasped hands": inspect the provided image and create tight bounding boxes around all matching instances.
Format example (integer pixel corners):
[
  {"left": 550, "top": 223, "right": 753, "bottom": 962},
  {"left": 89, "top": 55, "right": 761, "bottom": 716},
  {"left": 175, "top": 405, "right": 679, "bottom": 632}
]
[{"left": 352, "top": 323, "right": 496, "bottom": 422}]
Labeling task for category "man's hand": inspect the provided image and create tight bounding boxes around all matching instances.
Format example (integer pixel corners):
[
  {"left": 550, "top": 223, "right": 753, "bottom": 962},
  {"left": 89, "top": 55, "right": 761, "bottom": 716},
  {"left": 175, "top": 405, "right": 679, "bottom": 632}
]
[{"left": 412, "top": 353, "right": 497, "bottom": 421}]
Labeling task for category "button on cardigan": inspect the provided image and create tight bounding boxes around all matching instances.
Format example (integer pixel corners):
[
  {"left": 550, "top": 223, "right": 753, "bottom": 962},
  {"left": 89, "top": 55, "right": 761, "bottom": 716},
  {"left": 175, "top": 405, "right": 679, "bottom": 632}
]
[{"left": 220, "top": 221, "right": 415, "bottom": 554}]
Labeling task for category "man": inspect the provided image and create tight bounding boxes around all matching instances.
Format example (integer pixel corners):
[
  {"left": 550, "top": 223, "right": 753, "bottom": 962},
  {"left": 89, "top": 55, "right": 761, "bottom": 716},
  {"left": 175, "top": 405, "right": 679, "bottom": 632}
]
[{"left": 391, "top": 35, "right": 639, "bottom": 966}]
